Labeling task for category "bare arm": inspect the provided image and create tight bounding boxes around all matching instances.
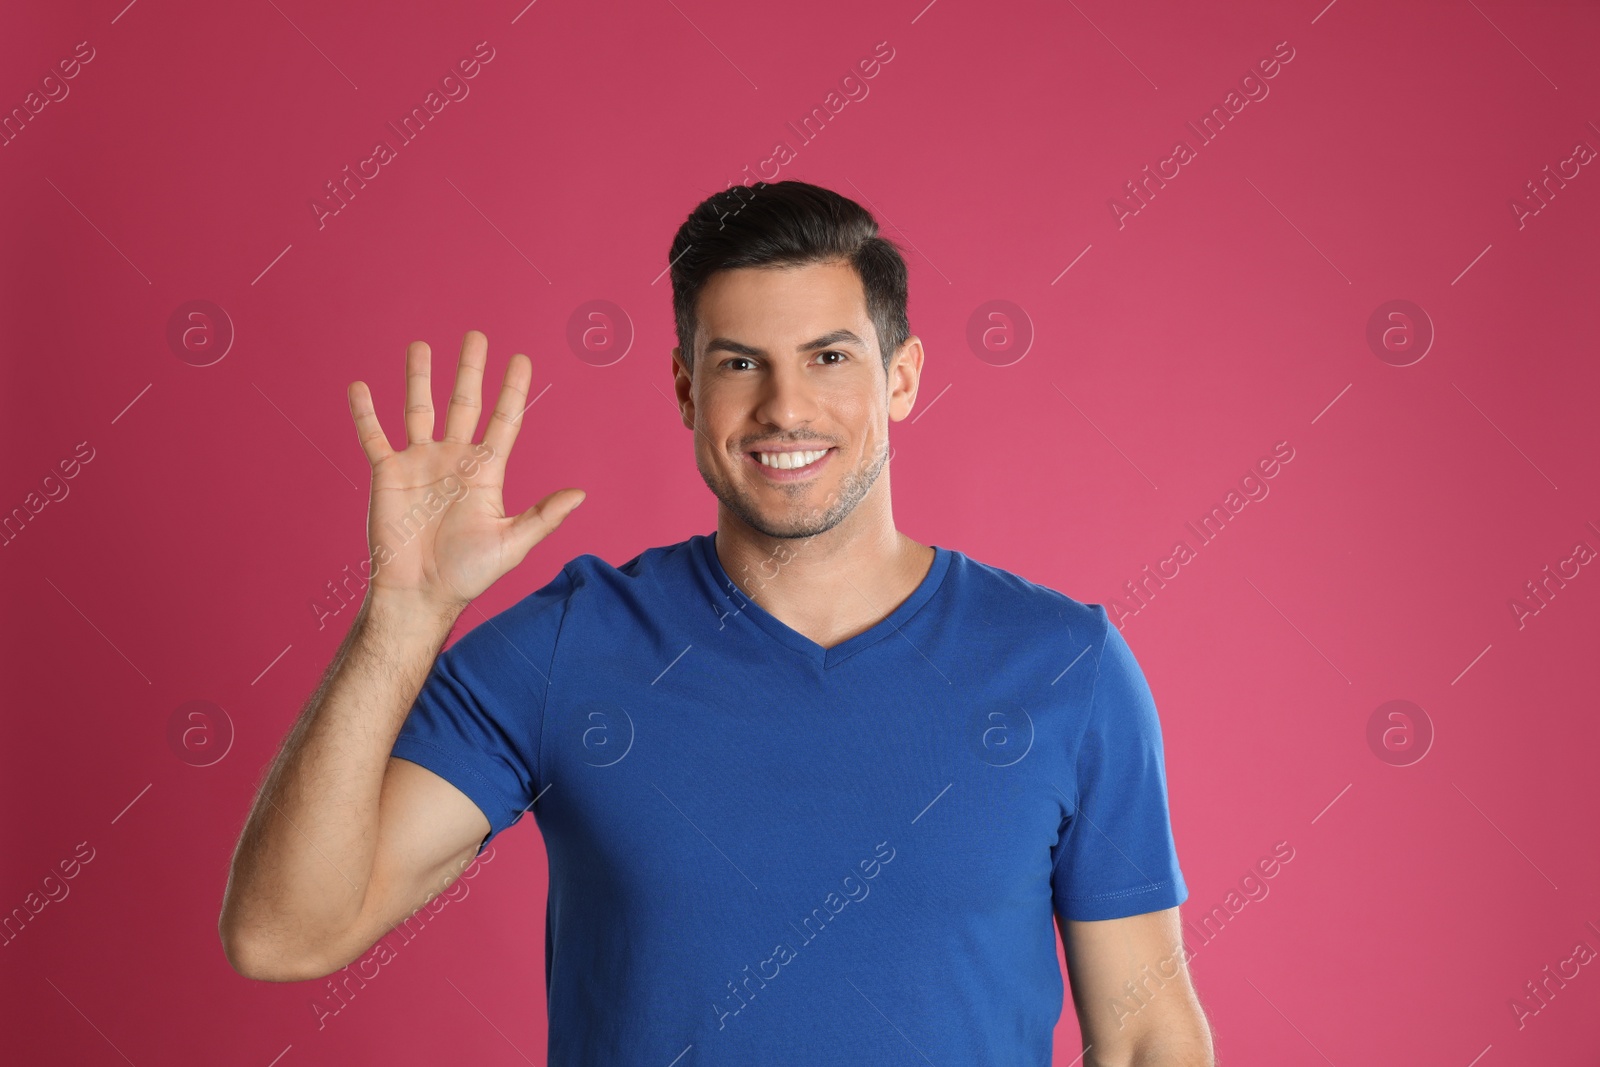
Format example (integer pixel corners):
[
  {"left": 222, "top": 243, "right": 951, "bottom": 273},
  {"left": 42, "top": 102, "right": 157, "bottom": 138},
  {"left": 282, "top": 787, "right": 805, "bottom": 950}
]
[
  {"left": 217, "top": 330, "right": 584, "bottom": 981},
  {"left": 217, "top": 595, "right": 480, "bottom": 981},
  {"left": 1059, "top": 908, "right": 1216, "bottom": 1066}
]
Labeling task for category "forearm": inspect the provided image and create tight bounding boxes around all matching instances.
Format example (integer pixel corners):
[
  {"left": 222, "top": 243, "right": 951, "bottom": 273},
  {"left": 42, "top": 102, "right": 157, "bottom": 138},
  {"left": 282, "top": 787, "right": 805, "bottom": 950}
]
[{"left": 219, "top": 591, "right": 460, "bottom": 975}]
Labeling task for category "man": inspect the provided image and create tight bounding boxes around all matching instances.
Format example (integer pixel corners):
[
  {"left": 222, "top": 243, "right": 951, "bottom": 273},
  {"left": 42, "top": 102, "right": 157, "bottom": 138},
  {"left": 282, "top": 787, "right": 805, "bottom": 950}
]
[{"left": 219, "top": 180, "right": 1215, "bottom": 1065}]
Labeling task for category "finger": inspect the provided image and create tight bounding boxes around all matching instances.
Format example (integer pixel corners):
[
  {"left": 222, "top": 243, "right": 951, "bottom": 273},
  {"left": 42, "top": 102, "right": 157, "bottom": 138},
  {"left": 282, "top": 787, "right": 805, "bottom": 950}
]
[
  {"left": 348, "top": 381, "right": 395, "bottom": 466},
  {"left": 504, "top": 488, "right": 586, "bottom": 565},
  {"left": 404, "top": 340, "right": 435, "bottom": 445},
  {"left": 443, "top": 329, "right": 488, "bottom": 444},
  {"left": 482, "top": 352, "right": 535, "bottom": 467}
]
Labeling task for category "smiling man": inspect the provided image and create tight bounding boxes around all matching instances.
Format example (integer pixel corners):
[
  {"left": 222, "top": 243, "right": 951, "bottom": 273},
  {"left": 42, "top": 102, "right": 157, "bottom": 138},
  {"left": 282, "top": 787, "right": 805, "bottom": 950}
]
[{"left": 219, "top": 180, "right": 1214, "bottom": 1065}]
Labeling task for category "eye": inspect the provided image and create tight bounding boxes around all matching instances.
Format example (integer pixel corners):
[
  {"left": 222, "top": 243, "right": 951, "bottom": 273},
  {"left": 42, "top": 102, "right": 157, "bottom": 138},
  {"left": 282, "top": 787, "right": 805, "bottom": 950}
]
[
  {"left": 721, "top": 356, "right": 757, "bottom": 371},
  {"left": 816, "top": 349, "right": 849, "bottom": 365}
]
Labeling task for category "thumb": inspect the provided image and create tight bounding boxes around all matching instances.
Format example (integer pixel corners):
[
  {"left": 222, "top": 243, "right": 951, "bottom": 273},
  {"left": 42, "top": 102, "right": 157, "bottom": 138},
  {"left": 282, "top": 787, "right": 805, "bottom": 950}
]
[{"left": 504, "top": 488, "right": 586, "bottom": 563}]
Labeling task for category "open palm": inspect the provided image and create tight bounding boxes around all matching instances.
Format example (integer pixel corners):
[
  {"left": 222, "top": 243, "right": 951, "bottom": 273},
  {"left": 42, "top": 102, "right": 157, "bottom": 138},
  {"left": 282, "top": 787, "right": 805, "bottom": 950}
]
[{"left": 347, "top": 330, "right": 584, "bottom": 614}]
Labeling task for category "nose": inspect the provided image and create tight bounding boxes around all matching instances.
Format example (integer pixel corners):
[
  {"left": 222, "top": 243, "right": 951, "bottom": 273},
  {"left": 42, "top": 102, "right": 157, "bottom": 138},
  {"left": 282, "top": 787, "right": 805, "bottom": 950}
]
[{"left": 750, "top": 358, "right": 821, "bottom": 431}]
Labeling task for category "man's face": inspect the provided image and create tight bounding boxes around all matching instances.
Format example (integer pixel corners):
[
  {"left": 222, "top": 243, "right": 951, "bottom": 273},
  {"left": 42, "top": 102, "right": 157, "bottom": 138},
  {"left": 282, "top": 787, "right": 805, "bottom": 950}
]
[{"left": 672, "top": 259, "right": 921, "bottom": 540}]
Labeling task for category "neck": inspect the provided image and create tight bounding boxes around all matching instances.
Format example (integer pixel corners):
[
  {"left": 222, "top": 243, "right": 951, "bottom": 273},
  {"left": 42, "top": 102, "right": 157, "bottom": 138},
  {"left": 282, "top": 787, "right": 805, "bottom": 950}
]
[{"left": 713, "top": 472, "right": 934, "bottom": 649}]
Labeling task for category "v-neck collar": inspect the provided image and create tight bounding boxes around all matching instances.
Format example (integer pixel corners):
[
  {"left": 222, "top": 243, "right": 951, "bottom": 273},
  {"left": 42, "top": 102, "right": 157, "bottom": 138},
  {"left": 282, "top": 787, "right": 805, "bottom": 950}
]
[{"left": 691, "top": 531, "right": 952, "bottom": 670}]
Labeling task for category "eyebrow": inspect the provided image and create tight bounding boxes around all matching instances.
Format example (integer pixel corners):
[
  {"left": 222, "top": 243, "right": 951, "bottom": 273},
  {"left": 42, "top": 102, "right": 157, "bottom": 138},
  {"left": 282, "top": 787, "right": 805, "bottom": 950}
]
[{"left": 702, "top": 328, "right": 867, "bottom": 359}]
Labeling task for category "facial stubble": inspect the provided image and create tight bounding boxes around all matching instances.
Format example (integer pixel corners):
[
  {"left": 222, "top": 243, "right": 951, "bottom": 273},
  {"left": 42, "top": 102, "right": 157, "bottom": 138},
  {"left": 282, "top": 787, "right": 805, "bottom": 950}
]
[{"left": 697, "top": 435, "right": 890, "bottom": 540}]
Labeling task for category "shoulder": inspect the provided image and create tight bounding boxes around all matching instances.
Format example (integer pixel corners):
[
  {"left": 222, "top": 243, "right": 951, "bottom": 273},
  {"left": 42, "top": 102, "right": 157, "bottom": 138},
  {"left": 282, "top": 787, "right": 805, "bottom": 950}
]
[
  {"left": 452, "top": 539, "right": 694, "bottom": 656},
  {"left": 503, "top": 537, "right": 698, "bottom": 622},
  {"left": 558, "top": 537, "right": 696, "bottom": 593},
  {"left": 942, "top": 547, "right": 1112, "bottom": 649}
]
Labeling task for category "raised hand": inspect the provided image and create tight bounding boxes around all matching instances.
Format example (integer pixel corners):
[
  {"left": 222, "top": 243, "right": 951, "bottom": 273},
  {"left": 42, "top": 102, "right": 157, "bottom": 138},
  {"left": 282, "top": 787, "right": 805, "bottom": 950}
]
[{"left": 346, "top": 330, "right": 584, "bottom": 615}]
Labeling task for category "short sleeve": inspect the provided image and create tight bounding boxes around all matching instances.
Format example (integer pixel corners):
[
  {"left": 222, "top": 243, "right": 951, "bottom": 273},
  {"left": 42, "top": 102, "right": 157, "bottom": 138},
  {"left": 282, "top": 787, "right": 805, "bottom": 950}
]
[
  {"left": 1051, "top": 610, "right": 1188, "bottom": 921},
  {"left": 390, "top": 564, "right": 575, "bottom": 854}
]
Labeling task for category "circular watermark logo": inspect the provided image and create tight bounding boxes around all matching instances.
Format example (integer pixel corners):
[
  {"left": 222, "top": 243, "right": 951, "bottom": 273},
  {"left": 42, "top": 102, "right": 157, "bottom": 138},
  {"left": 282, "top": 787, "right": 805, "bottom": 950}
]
[
  {"left": 970, "top": 706, "right": 1035, "bottom": 767},
  {"left": 1366, "top": 699, "right": 1433, "bottom": 767},
  {"left": 166, "top": 300, "right": 235, "bottom": 367},
  {"left": 966, "top": 300, "right": 1033, "bottom": 367},
  {"left": 566, "top": 300, "right": 634, "bottom": 367},
  {"left": 577, "top": 701, "right": 635, "bottom": 767},
  {"left": 1365, "top": 300, "right": 1433, "bottom": 367},
  {"left": 167, "top": 699, "right": 235, "bottom": 767}
]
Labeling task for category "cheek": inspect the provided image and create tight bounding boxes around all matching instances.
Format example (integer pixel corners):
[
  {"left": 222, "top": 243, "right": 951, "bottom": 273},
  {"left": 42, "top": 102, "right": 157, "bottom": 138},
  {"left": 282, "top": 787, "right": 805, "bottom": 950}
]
[
  {"left": 819, "top": 380, "right": 876, "bottom": 435},
  {"left": 693, "top": 392, "right": 757, "bottom": 468},
  {"left": 692, "top": 387, "right": 737, "bottom": 439}
]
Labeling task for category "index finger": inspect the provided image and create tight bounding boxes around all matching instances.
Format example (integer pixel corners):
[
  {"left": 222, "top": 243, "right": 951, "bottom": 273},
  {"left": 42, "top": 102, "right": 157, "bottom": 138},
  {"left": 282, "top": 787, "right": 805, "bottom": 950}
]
[{"left": 481, "top": 352, "right": 537, "bottom": 467}]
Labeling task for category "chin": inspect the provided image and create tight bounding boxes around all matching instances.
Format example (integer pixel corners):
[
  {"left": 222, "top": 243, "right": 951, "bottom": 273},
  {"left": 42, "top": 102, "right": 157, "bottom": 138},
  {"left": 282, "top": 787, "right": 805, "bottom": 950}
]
[
  {"left": 751, "top": 509, "right": 846, "bottom": 540},
  {"left": 698, "top": 440, "right": 888, "bottom": 541},
  {"left": 726, "top": 487, "right": 847, "bottom": 540}
]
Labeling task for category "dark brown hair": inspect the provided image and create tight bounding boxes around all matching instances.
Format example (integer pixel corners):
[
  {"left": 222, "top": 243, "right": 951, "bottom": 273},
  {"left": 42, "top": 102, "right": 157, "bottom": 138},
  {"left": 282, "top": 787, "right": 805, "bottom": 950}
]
[{"left": 667, "top": 180, "right": 910, "bottom": 374}]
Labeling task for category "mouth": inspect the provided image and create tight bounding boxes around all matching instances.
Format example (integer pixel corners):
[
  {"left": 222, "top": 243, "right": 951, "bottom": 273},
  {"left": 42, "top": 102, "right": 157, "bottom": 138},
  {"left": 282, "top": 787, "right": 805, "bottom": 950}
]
[{"left": 744, "top": 446, "right": 835, "bottom": 481}]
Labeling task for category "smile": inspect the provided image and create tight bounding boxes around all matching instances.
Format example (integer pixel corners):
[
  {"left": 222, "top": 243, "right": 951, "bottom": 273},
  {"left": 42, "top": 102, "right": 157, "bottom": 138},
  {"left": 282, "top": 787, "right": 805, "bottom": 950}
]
[{"left": 746, "top": 447, "right": 834, "bottom": 480}]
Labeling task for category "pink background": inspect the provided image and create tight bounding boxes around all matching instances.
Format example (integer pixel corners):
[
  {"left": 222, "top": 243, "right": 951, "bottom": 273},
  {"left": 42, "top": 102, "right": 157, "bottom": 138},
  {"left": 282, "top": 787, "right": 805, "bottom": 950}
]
[{"left": 4, "top": 0, "right": 1599, "bottom": 1063}]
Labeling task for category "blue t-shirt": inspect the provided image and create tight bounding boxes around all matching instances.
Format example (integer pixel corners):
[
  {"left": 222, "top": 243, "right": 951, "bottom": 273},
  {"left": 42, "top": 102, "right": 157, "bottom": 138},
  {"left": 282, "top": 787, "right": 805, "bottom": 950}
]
[{"left": 391, "top": 532, "right": 1187, "bottom": 1065}]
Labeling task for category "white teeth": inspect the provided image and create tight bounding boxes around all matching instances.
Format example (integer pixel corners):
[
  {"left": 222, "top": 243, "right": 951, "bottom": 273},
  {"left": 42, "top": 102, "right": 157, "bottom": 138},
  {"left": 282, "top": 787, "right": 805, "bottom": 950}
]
[{"left": 756, "top": 449, "right": 828, "bottom": 470}]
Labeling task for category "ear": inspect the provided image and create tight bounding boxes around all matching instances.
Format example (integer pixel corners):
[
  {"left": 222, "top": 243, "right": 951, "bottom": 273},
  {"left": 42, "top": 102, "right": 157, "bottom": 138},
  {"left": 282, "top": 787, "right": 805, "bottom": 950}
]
[
  {"left": 886, "top": 335, "right": 924, "bottom": 423},
  {"left": 671, "top": 346, "right": 696, "bottom": 430}
]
